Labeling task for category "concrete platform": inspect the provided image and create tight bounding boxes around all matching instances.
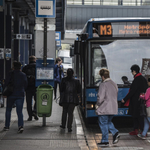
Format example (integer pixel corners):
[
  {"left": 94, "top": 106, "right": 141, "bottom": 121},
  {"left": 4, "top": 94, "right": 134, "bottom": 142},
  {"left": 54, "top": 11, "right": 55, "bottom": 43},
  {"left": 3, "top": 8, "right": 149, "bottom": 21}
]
[
  {"left": 0, "top": 99, "right": 86, "bottom": 150},
  {"left": 0, "top": 98, "right": 150, "bottom": 150}
]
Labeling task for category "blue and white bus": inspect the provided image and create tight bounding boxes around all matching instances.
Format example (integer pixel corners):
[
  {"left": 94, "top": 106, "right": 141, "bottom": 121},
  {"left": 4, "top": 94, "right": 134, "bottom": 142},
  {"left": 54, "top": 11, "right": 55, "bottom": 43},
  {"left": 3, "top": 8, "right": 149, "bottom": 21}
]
[{"left": 72, "top": 18, "right": 150, "bottom": 118}]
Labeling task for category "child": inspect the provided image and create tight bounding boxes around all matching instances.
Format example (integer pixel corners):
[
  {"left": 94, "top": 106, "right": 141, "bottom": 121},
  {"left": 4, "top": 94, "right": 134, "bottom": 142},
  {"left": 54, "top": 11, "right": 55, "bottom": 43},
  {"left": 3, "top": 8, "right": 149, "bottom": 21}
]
[{"left": 137, "top": 77, "right": 150, "bottom": 139}]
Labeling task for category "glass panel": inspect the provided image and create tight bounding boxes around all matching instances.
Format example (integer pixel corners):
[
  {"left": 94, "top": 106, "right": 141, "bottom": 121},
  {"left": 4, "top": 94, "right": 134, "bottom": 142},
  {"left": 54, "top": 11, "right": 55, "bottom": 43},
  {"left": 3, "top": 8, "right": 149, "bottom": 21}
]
[
  {"left": 84, "top": 0, "right": 93, "bottom": 5},
  {"left": 91, "top": 47, "right": 107, "bottom": 86},
  {"left": 67, "top": 0, "right": 82, "bottom": 5},
  {"left": 98, "top": 39, "right": 150, "bottom": 84},
  {"left": 123, "top": 0, "right": 137, "bottom": 6},
  {"left": 93, "top": 0, "right": 100, "bottom": 5}
]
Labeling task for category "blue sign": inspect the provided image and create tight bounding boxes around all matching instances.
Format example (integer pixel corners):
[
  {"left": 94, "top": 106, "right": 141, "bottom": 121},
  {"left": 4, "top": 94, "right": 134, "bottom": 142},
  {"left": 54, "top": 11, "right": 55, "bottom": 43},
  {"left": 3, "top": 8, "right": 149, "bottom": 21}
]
[
  {"left": 0, "top": 0, "right": 3, "bottom": 6},
  {"left": 36, "top": 0, "right": 55, "bottom": 18},
  {"left": 55, "top": 31, "right": 61, "bottom": 47}
]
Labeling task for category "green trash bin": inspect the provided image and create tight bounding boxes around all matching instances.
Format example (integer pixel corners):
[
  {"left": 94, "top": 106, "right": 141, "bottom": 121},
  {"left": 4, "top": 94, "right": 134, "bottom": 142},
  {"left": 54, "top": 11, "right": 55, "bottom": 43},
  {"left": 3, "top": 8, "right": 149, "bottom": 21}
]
[{"left": 37, "top": 84, "right": 53, "bottom": 117}]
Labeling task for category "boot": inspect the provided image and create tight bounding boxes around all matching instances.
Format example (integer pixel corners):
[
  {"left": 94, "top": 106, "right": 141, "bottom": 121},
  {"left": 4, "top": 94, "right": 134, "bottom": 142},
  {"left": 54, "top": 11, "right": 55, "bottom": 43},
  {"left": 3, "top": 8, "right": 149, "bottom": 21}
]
[{"left": 129, "top": 129, "right": 138, "bottom": 135}]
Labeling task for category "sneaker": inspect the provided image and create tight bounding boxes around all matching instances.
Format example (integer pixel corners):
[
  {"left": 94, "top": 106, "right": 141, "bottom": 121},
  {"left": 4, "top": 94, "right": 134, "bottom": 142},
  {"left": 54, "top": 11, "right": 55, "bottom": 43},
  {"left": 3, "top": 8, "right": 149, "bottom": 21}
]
[
  {"left": 60, "top": 125, "right": 65, "bottom": 129},
  {"left": 137, "top": 134, "right": 146, "bottom": 140},
  {"left": 113, "top": 132, "right": 120, "bottom": 144},
  {"left": 97, "top": 142, "right": 109, "bottom": 147},
  {"left": 1, "top": 104, "right": 4, "bottom": 108},
  {"left": 129, "top": 129, "right": 138, "bottom": 135},
  {"left": 18, "top": 126, "right": 24, "bottom": 133},
  {"left": 3, "top": 127, "right": 9, "bottom": 131}
]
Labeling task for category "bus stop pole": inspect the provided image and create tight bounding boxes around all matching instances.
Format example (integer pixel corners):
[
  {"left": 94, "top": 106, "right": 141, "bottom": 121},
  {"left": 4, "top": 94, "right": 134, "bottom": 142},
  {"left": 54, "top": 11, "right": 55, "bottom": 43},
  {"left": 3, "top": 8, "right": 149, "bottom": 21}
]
[{"left": 42, "top": 18, "right": 47, "bottom": 127}]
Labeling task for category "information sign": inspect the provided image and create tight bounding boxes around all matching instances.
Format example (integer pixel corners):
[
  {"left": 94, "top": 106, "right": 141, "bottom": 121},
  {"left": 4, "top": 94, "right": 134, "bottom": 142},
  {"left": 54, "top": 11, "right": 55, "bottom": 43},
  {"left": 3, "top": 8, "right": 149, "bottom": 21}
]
[
  {"left": 0, "top": 48, "right": 4, "bottom": 59},
  {"left": 36, "top": 0, "right": 55, "bottom": 18},
  {"left": 55, "top": 31, "right": 61, "bottom": 47},
  {"left": 15, "top": 34, "right": 32, "bottom": 40},
  {"left": 5, "top": 49, "right": 11, "bottom": 60}
]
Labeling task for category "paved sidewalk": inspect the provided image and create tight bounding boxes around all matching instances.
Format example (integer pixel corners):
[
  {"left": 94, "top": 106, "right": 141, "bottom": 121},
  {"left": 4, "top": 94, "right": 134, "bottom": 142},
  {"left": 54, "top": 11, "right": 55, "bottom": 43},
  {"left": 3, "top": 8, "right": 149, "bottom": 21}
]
[{"left": 0, "top": 99, "right": 87, "bottom": 150}]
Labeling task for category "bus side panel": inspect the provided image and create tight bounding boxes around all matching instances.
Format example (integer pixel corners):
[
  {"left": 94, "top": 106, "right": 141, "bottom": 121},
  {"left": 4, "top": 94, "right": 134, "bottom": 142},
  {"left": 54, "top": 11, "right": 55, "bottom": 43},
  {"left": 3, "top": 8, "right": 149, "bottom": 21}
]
[{"left": 85, "top": 88, "right": 131, "bottom": 118}]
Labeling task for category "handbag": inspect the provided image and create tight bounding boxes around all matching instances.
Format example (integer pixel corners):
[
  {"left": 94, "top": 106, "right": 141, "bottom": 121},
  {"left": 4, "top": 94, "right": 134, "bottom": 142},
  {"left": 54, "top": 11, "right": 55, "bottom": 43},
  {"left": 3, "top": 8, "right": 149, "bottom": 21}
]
[
  {"left": 146, "top": 107, "right": 150, "bottom": 117},
  {"left": 139, "top": 98, "right": 147, "bottom": 116},
  {"left": 3, "top": 72, "right": 14, "bottom": 97}
]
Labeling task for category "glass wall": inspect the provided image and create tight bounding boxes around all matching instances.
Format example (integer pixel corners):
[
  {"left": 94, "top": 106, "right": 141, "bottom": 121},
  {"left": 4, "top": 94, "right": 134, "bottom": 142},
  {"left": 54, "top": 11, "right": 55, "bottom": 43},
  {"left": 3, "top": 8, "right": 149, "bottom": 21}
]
[{"left": 67, "top": 0, "right": 150, "bottom": 6}]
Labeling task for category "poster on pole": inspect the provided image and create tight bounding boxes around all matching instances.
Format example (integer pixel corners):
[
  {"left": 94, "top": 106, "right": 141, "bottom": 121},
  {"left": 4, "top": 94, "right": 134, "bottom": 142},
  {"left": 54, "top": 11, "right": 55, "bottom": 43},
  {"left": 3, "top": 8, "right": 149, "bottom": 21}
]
[
  {"left": 141, "top": 58, "right": 150, "bottom": 80},
  {"left": 36, "top": 0, "right": 55, "bottom": 18}
]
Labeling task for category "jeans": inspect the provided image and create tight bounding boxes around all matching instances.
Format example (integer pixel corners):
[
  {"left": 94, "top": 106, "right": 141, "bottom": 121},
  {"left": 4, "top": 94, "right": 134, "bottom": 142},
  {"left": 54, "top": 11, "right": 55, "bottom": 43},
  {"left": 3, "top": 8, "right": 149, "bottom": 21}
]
[
  {"left": 142, "top": 116, "right": 150, "bottom": 136},
  {"left": 98, "top": 115, "right": 118, "bottom": 143},
  {"left": 5, "top": 96, "right": 24, "bottom": 127}
]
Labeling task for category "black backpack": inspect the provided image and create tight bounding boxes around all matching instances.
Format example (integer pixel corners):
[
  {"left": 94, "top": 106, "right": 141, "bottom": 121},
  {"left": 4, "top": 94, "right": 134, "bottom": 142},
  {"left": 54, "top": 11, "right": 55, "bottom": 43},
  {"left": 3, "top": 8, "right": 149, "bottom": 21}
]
[{"left": 24, "top": 64, "right": 36, "bottom": 87}]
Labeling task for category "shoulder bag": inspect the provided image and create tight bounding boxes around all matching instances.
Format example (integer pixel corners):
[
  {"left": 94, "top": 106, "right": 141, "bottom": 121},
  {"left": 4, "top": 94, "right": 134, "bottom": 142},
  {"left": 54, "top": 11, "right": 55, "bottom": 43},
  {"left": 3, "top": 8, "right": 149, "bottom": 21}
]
[
  {"left": 3, "top": 72, "right": 14, "bottom": 97},
  {"left": 139, "top": 98, "right": 147, "bottom": 116}
]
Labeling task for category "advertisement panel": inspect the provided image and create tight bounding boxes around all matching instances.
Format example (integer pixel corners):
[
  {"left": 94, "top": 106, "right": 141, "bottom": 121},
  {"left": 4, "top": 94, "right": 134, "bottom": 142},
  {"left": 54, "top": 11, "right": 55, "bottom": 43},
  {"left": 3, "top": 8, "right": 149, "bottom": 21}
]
[{"left": 141, "top": 58, "right": 150, "bottom": 80}]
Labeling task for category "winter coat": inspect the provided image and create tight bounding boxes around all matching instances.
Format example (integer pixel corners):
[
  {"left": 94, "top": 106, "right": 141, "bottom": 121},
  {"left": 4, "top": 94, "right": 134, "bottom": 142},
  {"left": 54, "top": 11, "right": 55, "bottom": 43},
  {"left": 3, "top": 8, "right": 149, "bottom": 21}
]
[
  {"left": 96, "top": 78, "right": 118, "bottom": 115},
  {"left": 123, "top": 73, "right": 148, "bottom": 117},
  {"left": 4, "top": 70, "right": 28, "bottom": 97},
  {"left": 54, "top": 64, "right": 64, "bottom": 83},
  {"left": 140, "top": 87, "right": 150, "bottom": 108},
  {"left": 22, "top": 61, "right": 36, "bottom": 91},
  {"left": 59, "top": 77, "right": 81, "bottom": 106}
]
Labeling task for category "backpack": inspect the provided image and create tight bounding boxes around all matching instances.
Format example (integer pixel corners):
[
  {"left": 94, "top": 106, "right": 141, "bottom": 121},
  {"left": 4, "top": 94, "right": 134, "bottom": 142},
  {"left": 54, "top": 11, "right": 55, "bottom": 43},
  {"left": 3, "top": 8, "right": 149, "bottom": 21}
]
[{"left": 24, "top": 64, "right": 36, "bottom": 87}]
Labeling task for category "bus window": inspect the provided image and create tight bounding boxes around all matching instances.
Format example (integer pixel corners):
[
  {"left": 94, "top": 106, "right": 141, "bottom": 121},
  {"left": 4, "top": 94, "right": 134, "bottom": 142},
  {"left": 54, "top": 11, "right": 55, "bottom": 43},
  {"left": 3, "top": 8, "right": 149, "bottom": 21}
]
[{"left": 91, "top": 47, "right": 107, "bottom": 86}]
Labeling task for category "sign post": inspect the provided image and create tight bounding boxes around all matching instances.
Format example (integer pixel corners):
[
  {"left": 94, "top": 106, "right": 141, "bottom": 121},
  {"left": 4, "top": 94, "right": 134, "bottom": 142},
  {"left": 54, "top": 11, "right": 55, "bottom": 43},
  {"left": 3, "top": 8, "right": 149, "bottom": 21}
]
[{"left": 36, "top": 0, "right": 55, "bottom": 127}]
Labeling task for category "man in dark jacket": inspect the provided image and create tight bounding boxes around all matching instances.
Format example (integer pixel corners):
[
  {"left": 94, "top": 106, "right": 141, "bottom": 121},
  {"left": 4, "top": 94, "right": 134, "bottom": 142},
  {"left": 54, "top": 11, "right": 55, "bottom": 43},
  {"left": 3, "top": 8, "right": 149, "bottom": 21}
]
[
  {"left": 3, "top": 62, "right": 28, "bottom": 133},
  {"left": 122, "top": 64, "right": 148, "bottom": 135},
  {"left": 59, "top": 68, "right": 81, "bottom": 132},
  {"left": 22, "top": 56, "right": 38, "bottom": 121}
]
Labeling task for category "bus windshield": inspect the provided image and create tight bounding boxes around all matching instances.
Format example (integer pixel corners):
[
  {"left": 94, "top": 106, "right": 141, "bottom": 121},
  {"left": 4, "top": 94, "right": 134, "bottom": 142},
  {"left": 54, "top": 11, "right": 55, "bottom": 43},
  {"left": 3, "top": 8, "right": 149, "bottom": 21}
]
[{"left": 91, "top": 39, "right": 150, "bottom": 86}]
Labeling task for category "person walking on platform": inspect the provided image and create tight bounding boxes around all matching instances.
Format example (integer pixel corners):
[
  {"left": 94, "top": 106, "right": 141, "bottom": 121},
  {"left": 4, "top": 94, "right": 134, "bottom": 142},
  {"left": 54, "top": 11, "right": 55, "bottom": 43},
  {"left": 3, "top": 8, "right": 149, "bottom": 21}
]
[
  {"left": 59, "top": 68, "right": 81, "bottom": 132},
  {"left": 96, "top": 68, "right": 120, "bottom": 147},
  {"left": 3, "top": 62, "right": 28, "bottom": 133},
  {"left": 137, "top": 77, "right": 150, "bottom": 139},
  {"left": 122, "top": 64, "right": 148, "bottom": 135},
  {"left": 54, "top": 57, "right": 64, "bottom": 99},
  {"left": 22, "top": 56, "right": 38, "bottom": 121}
]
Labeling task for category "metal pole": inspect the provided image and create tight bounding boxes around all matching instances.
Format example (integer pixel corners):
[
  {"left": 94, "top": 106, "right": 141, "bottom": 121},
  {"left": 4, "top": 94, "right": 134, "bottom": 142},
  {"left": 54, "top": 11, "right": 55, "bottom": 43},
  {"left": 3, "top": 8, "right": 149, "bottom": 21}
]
[
  {"left": 4, "top": 3, "right": 6, "bottom": 79},
  {"left": 42, "top": 18, "right": 47, "bottom": 126},
  {"left": 43, "top": 18, "right": 47, "bottom": 67},
  {"left": 42, "top": 115, "right": 46, "bottom": 126}
]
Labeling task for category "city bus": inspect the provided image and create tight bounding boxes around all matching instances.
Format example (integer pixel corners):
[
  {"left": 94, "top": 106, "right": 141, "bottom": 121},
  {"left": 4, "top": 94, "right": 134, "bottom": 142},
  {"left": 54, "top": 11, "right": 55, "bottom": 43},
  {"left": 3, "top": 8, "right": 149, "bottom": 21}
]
[{"left": 72, "top": 18, "right": 150, "bottom": 118}]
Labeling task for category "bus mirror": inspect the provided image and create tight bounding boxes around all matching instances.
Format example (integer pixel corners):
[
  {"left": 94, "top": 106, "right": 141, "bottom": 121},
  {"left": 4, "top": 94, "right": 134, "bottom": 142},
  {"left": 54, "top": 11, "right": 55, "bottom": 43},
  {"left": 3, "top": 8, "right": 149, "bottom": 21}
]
[{"left": 74, "top": 40, "right": 81, "bottom": 55}]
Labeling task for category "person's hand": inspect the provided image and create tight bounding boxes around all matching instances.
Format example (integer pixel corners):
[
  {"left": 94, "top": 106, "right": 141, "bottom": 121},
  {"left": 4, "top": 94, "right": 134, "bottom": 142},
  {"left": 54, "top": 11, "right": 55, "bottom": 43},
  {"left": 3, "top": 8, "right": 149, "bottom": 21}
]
[{"left": 121, "top": 99, "right": 125, "bottom": 103}]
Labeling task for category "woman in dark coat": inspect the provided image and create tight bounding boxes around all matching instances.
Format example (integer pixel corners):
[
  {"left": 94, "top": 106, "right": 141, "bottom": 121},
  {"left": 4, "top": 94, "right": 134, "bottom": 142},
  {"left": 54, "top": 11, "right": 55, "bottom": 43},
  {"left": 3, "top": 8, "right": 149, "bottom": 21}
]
[
  {"left": 59, "top": 68, "right": 81, "bottom": 132},
  {"left": 122, "top": 64, "right": 148, "bottom": 135}
]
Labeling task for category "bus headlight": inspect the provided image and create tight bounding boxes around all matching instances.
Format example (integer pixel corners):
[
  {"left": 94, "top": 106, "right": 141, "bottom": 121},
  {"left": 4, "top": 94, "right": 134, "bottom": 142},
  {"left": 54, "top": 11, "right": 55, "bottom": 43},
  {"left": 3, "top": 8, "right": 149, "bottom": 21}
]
[{"left": 86, "top": 104, "right": 94, "bottom": 109}]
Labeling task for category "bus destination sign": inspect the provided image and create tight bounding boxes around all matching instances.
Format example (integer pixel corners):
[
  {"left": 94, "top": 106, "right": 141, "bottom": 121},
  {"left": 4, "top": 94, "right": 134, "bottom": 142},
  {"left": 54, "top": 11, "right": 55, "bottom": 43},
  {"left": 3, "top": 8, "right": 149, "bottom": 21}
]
[{"left": 93, "top": 22, "right": 150, "bottom": 37}]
